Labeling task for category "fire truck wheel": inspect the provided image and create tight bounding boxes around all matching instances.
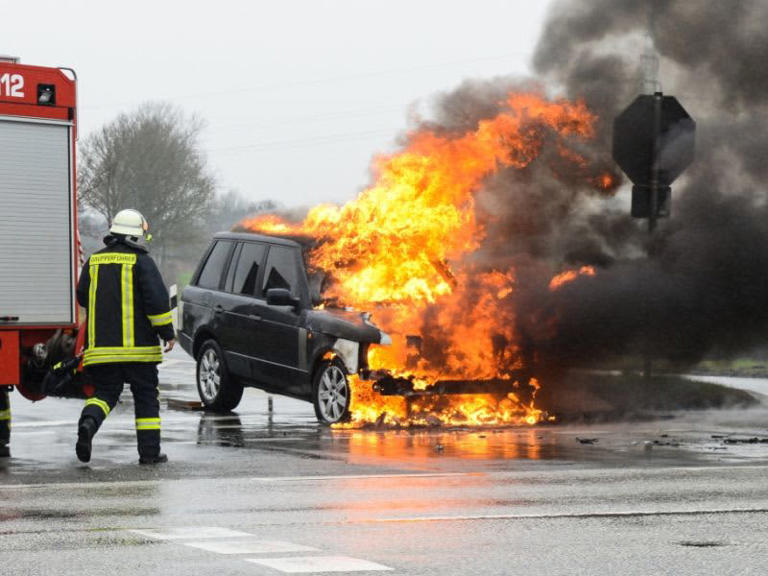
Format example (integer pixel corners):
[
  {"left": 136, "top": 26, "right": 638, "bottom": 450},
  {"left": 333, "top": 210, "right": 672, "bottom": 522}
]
[
  {"left": 196, "top": 340, "right": 243, "bottom": 412},
  {"left": 312, "top": 358, "right": 351, "bottom": 425}
]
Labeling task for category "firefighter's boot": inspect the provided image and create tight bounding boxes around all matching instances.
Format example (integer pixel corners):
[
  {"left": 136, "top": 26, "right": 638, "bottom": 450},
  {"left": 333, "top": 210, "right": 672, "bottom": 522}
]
[
  {"left": 76, "top": 416, "right": 98, "bottom": 463},
  {"left": 139, "top": 452, "right": 168, "bottom": 465}
]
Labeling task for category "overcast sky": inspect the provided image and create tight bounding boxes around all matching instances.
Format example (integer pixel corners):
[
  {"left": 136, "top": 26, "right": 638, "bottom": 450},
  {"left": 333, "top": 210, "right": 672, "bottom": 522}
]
[{"left": 3, "top": 0, "right": 553, "bottom": 208}]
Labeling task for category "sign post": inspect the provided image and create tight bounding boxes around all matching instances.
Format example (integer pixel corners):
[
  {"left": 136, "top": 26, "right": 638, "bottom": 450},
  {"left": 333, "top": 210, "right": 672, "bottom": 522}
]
[
  {"left": 612, "top": 92, "right": 696, "bottom": 231},
  {"left": 612, "top": 92, "right": 695, "bottom": 377}
]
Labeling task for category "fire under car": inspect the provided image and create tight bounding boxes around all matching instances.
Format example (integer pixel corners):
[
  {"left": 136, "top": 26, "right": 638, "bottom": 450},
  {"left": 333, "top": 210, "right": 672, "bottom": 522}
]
[{"left": 178, "top": 232, "right": 392, "bottom": 424}]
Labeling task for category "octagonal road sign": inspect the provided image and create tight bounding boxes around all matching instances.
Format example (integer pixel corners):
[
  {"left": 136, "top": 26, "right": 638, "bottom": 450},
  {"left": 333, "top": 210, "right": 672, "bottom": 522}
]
[{"left": 612, "top": 94, "right": 696, "bottom": 187}]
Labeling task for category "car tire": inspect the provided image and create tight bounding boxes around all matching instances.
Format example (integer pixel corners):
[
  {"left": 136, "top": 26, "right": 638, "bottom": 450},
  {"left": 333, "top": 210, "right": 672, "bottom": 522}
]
[
  {"left": 196, "top": 339, "right": 243, "bottom": 412},
  {"left": 312, "top": 358, "right": 351, "bottom": 425}
]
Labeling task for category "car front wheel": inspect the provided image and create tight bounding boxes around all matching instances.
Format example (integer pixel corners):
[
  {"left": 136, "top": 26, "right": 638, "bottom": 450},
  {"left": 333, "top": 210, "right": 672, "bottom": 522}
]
[
  {"left": 312, "top": 358, "right": 351, "bottom": 425},
  {"left": 196, "top": 339, "right": 243, "bottom": 412}
]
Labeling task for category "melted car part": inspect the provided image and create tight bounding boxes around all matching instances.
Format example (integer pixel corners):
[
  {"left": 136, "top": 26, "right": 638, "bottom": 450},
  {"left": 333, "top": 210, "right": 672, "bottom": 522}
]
[
  {"left": 332, "top": 338, "right": 360, "bottom": 374},
  {"left": 305, "top": 308, "right": 383, "bottom": 344},
  {"left": 373, "top": 373, "right": 536, "bottom": 399}
]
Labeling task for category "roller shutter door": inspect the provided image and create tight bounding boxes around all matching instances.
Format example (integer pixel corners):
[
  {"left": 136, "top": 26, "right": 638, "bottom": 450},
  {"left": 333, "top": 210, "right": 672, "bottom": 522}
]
[{"left": 0, "top": 117, "right": 74, "bottom": 325}]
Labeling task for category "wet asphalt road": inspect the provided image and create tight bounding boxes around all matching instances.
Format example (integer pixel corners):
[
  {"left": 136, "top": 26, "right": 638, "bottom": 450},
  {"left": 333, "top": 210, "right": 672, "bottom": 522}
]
[{"left": 2, "top": 350, "right": 768, "bottom": 575}]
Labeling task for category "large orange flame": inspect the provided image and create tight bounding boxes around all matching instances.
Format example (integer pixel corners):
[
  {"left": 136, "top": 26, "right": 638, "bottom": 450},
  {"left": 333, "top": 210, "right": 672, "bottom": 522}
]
[{"left": 242, "top": 92, "right": 601, "bottom": 427}]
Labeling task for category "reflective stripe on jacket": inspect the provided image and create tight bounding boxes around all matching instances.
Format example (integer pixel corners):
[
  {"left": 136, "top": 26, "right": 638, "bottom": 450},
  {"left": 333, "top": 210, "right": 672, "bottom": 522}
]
[{"left": 77, "top": 236, "right": 175, "bottom": 366}]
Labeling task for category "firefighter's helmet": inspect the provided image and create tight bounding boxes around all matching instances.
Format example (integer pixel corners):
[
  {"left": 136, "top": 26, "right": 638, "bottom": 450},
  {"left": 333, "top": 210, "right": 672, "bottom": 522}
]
[{"left": 110, "top": 209, "right": 150, "bottom": 240}]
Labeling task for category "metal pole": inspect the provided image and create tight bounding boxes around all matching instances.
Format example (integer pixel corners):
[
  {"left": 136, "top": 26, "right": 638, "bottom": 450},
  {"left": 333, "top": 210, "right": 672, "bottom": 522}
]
[
  {"left": 631, "top": 2, "right": 664, "bottom": 378},
  {"left": 642, "top": 0, "right": 662, "bottom": 378},
  {"left": 643, "top": 91, "right": 663, "bottom": 379},
  {"left": 642, "top": 2, "right": 660, "bottom": 94},
  {"left": 649, "top": 91, "right": 663, "bottom": 233}
]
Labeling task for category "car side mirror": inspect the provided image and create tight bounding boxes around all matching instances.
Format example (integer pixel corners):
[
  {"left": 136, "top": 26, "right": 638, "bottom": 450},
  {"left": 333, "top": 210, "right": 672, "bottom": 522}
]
[{"left": 266, "top": 288, "right": 300, "bottom": 308}]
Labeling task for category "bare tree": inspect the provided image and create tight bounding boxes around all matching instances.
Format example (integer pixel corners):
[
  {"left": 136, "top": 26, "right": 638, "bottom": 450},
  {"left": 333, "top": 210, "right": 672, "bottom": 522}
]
[
  {"left": 207, "top": 189, "right": 278, "bottom": 235},
  {"left": 78, "top": 102, "right": 215, "bottom": 265}
]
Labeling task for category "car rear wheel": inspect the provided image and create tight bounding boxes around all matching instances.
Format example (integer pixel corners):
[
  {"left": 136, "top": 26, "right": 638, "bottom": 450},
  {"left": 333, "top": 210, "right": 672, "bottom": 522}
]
[
  {"left": 312, "top": 358, "right": 351, "bottom": 425},
  {"left": 196, "top": 339, "right": 243, "bottom": 412}
]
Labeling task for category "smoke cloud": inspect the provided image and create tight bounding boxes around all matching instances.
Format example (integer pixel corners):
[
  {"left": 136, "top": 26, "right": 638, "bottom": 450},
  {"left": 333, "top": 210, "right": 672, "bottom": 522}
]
[{"left": 419, "top": 0, "right": 768, "bottom": 369}]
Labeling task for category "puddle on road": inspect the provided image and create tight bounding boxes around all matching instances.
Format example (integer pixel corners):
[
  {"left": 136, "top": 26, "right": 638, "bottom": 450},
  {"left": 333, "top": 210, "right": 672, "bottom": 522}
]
[
  {"left": 336, "top": 428, "right": 559, "bottom": 462},
  {"left": 185, "top": 406, "right": 768, "bottom": 471},
  {"left": 190, "top": 413, "right": 694, "bottom": 466},
  {"left": 6, "top": 390, "right": 768, "bottom": 486},
  {"left": 191, "top": 409, "right": 565, "bottom": 461}
]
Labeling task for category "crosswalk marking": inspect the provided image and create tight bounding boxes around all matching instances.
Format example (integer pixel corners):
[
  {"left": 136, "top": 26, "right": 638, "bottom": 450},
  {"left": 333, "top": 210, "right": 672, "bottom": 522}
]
[
  {"left": 184, "top": 539, "right": 319, "bottom": 555},
  {"left": 246, "top": 556, "right": 393, "bottom": 573},
  {"left": 131, "top": 526, "right": 395, "bottom": 573}
]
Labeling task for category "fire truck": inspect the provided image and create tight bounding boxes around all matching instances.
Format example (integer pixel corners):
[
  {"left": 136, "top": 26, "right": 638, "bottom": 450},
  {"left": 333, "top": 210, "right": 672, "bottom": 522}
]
[{"left": 0, "top": 56, "right": 84, "bottom": 432}]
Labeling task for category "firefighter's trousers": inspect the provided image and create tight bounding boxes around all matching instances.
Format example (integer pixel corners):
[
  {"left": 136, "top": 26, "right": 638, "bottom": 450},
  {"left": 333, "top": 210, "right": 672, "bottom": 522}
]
[
  {"left": 0, "top": 389, "right": 10, "bottom": 446},
  {"left": 79, "top": 363, "right": 161, "bottom": 458}
]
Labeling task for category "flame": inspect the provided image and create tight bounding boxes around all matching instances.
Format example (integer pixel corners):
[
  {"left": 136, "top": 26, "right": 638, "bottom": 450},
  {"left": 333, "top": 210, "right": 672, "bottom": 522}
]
[
  {"left": 335, "top": 376, "right": 545, "bottom": 429},
  {"left": 597, "top": 172, "right": 615, "bottom": 190},
  {"left": 549, "top": 266, "right": 596, "bottom": 291},
  {"left": 241, "top": 92, "right": 602, "bottom": 428}
]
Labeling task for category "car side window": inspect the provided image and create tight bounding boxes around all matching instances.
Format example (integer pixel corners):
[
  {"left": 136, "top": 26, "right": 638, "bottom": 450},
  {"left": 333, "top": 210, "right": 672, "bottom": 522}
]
[
  {"left": 196, "top": 241, "right": 233, "bottom": 290},
  {"left": 224, "top": 243, "right": 243, "bottom": 292},
  {"left": 232, "top": 242, "right": 267, "bottom": 297},
  {"left": 262, "top": 245, "right": 299, "bottom": 297}
]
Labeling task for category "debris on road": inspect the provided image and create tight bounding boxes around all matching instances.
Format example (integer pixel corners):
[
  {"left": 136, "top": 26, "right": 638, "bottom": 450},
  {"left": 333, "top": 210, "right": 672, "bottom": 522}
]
[
  {"left": 576, "top": 437, "right": 598, "bottom": 444},
  {"left": 652, "top": 438, "right": 680, "bottom": 447},
  {"left": 167, "top": 398, "right": 204, "bottom": 411},
  {"left": 722, "top": 437, "right": 768, "bottom": 445}
]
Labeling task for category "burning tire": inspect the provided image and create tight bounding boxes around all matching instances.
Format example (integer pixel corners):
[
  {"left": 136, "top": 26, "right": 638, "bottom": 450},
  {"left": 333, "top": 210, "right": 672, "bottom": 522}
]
[
  {"left": 196, "top": 340, "right": 243, "bottom": 412},
  {"left": 312, "top": 358, "right": 351, "bottom": 425}
]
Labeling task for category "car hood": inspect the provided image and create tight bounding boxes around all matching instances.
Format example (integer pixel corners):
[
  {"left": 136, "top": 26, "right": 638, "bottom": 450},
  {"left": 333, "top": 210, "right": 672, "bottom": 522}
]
[{"left": 305, "top": 308, "right": 386, "bottom": 344}]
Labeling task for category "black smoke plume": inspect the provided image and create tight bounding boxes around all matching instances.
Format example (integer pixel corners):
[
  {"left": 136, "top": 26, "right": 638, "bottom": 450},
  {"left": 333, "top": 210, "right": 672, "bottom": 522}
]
[{"left": 421, "top": 0, "right": 768, "bottom": 370}]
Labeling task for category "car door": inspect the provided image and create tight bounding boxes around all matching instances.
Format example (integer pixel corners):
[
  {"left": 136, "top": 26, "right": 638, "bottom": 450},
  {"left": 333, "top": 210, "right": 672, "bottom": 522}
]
[
  {"left": 219, "top": 241, "right": 268, "bottom": 381},
  {"left": 183, "top": 239, "right": 234, "bottom": 357},
  {"left": 250, "top": 244, "right": 306, "bottom": 393}
]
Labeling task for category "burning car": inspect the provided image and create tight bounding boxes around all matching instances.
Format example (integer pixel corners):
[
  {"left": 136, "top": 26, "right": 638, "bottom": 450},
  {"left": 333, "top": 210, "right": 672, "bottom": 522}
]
[
  {"left": 178, "top": 232, "right": 391, "bottom": 424},
  {"left": 180, "top": 93, "right": 611, "bottom": 428}
]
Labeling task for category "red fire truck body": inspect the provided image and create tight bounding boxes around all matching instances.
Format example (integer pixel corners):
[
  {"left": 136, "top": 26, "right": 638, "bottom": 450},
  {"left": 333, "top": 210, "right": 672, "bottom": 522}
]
[{"left": 0, "top": 56, "right": 79, "bottom": 400}]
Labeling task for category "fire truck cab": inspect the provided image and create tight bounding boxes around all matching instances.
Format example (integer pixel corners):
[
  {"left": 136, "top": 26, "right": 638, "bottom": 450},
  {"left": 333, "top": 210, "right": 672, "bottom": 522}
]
[{"left": 0, "top": 56, "right": 80, "bottom": 407}]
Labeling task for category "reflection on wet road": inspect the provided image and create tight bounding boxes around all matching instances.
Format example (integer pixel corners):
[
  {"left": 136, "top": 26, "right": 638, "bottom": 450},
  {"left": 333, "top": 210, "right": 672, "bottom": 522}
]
[{"left": 2, "top": 350, "right": 768, "bottom": 574}]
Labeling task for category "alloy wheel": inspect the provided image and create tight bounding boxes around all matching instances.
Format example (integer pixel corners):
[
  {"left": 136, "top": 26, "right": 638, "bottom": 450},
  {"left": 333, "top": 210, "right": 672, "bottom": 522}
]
[
  {"left": 199, "top": 348, "right": 221, "bottom": 402},
  {"left": 317, "top": 364, "right": 348, "bottom": 423}
]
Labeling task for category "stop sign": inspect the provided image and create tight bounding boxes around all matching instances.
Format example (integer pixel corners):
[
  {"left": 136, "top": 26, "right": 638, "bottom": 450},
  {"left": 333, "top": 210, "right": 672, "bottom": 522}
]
[{"left": 612, "top": 94, "right": 696, "bottom": 187}]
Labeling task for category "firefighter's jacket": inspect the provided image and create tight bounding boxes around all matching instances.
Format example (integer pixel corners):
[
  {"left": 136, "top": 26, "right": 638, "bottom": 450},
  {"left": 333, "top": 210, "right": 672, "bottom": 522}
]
[{"left": 77, "top": 236, "right": 175, "bottom": 367}]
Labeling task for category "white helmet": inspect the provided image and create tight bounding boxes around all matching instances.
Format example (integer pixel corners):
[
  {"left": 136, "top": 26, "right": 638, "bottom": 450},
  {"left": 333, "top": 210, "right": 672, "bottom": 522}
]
[{"left": 110, "top": 209, "right": 149, "bottom": 239}]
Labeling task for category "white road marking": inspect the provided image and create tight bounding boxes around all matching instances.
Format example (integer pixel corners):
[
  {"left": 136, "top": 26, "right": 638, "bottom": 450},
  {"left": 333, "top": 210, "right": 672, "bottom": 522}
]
[
  {"left": 159, "top": 359, "right": 194, "bottom": 368},
  {"left": 245, "top": 472, "right": 475, "bottom": 483},
  {"left": 133, "top": 528, "right": 393, "bottom": 572},
  {"left": 12, "top": 420, "right": 74, "bottom": 428},
  {"left": 12, "top": 419, "right": 195, "bottom": 434},
  {"left": 362, "top": 507, "right": 768, "bottom": 524},
  {"left": 246, "top": 556, "right": 393, "bottom": 573},
  {"left": 184, "top": 539, "right": 318, "bottom": 555},
  {"left": 0, "top": 471, "right": 474, "bottom": 491},
  {"left": 131, "top": 527, "right": 251, "bottom": 540}
]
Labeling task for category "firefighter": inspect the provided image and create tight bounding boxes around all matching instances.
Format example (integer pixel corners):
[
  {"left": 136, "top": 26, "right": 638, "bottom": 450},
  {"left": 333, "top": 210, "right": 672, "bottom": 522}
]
[
  {"left": 75, "top": 209, "right": 175, "bottom": 465},
  {"left": 0, "top": 388, "right": 10, "bottom": 458}
]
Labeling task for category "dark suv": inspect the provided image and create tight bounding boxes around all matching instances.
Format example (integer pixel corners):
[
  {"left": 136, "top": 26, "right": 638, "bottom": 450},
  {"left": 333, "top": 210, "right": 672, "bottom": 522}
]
[{"left": 178, "top": 232, "right": 391, "bottom": 424}]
